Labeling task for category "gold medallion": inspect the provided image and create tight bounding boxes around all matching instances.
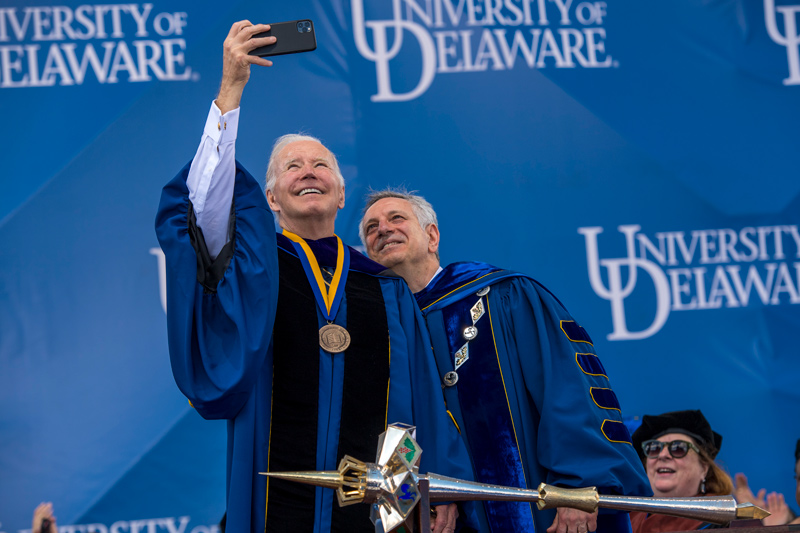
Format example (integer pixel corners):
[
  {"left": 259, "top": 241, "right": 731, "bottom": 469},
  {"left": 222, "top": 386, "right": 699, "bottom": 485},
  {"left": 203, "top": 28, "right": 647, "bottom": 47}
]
[{"left": 319, "top": 324, "right": 351, "bottom": 353}]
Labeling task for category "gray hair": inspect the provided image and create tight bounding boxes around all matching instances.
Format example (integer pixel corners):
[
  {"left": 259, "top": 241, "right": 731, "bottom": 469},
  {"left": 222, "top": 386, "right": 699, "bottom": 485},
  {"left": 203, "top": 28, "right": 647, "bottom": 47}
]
[
  {"left": 265, "top": 133, "right": 345, "bottom": 193},
  {"left": 359, "top": 187, "right": 440, "bottom": 260}
]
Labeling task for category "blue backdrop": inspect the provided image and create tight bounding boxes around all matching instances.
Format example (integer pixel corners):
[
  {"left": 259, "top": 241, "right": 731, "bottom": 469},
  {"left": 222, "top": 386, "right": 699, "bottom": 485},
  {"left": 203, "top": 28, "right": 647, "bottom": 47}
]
[{"left": 2, "top": 0, "right": 799, "bottom": 531}]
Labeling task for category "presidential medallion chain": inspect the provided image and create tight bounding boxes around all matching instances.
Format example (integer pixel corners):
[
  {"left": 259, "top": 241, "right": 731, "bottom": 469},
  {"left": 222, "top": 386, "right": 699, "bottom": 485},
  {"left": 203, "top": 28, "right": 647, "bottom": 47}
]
[{"left": 444, "top": 285, "right": 491, "bottom": 387}]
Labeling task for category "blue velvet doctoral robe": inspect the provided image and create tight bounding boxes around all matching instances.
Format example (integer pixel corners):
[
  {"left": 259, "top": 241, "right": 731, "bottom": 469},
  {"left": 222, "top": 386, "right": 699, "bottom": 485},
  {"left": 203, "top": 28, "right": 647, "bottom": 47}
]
[
  {"left": 415, "top": 262, "right": 652, "bottom": 533},
  {"left": 155, "top": 161, "right": 473, "bottom": 533}
]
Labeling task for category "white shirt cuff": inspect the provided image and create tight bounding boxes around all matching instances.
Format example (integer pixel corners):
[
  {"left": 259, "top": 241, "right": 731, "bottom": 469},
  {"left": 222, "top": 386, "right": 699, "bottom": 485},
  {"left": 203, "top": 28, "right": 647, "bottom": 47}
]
[{"left": 204, "top": 102, "right": 240, "bottom": 145}]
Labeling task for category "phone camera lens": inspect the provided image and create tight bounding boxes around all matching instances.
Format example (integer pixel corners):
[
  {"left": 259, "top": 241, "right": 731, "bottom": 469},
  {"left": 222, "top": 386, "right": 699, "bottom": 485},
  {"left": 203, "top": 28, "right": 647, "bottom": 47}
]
[{"left": 296, "top": 21, "right": 311, "bottom": 33}]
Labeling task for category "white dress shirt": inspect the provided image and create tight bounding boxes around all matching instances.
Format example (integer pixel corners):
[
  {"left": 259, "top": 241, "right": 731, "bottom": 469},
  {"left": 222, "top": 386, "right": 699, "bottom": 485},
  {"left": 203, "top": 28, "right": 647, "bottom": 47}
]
[{"left": 186, "top": 102, "right": 241, "bottom": 259}]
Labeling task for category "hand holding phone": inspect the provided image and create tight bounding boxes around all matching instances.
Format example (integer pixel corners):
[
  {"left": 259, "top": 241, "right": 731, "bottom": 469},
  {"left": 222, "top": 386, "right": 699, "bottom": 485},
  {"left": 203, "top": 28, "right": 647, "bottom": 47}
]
[
  {"left": 248, "top": 19, "right": 317, "bottom": 57},
  {"left": 32, "top": 503, "right": 56, "bottom": 533}
]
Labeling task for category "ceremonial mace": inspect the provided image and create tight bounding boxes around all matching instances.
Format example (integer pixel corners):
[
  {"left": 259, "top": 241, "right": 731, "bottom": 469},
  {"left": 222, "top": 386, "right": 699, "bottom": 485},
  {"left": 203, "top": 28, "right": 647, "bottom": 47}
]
[{"left": 261, "top": 423, "right": 768, "bottom": 532}]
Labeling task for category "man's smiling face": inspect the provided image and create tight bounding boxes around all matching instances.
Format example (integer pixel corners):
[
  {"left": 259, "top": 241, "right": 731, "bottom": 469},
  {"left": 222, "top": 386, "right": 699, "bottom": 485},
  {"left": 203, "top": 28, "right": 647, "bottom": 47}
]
[
  {"left": 267, "top": 140, "right": 344, "bottom": 225},
  {"left": 362, "top": 197, "right": 435, "bottom": 269}
]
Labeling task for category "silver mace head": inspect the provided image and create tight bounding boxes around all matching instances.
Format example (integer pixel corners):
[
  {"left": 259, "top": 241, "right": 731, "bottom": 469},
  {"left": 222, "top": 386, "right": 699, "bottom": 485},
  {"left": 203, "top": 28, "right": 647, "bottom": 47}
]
[
  {"left": 262, "top": 423, "right": 424, "bottom": 531},
  {"left": 261, "top": 423, "right": 769, "bottom": 532}
]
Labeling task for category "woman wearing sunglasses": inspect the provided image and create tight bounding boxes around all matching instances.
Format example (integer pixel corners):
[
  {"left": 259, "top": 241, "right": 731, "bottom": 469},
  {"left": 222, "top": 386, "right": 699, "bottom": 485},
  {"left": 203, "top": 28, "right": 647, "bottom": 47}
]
[{"left": 629, "top": 409, "right": 734, "bottom": 532}]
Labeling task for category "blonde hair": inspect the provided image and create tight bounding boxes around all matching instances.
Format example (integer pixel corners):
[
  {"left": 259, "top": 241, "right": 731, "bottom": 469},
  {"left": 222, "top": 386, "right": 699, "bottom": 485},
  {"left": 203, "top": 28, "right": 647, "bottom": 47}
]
[{"left": 698, "top": 446, "right": 734, "bottom": 495}]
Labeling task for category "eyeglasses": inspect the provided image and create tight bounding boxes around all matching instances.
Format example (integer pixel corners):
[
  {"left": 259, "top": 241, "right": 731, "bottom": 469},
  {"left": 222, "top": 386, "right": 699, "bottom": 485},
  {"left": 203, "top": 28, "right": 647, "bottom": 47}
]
[{"left": 642, "top": 439, "right": 701, "bottom": 459}]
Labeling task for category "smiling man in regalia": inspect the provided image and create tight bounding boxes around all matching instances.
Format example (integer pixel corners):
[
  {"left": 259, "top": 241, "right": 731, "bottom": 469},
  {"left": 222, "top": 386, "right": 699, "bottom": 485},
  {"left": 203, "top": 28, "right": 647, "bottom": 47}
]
[
  {"left": 360, "top": 189, "right": 652, "bottom": 533},
  {"left": 156, "top": 21, "right": 471, "bottom": 533}
]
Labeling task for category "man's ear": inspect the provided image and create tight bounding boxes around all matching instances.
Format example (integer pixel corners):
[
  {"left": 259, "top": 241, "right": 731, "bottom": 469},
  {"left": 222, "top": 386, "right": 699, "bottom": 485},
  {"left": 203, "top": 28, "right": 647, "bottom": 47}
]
[
  {"left": 427, "top": 224, "right": 440, "bottom": 254},
  {"left": 266, "top": 189, "right": 280, "bottom": 213},
  {"left": 338, "top": 185, "right": 345, "bottom": 209}
]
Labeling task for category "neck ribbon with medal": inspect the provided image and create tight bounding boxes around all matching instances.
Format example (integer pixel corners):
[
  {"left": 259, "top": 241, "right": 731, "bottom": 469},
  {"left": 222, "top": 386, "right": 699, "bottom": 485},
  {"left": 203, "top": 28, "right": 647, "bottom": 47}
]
[{"left": 282, "top": 229, "right": 351, "bottom": 353}]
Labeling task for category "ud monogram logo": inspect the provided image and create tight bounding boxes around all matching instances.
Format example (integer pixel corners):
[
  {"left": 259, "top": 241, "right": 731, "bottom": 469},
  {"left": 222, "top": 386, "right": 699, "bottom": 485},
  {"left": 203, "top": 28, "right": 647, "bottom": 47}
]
[
  {"left": 765, "top": 0, "right": 800, "bottom": 85},
  {"left": 578, "top": 225, "right": 671, "bottom": 342},
  {"left": 579, "top": 224, "right": 800, "bottom": 342},
  {"left": 351, "top": 0, "right": 435, "bottom": 102},
  {"left": 351, "top": 0, "right": 615, "bottom": 102}
]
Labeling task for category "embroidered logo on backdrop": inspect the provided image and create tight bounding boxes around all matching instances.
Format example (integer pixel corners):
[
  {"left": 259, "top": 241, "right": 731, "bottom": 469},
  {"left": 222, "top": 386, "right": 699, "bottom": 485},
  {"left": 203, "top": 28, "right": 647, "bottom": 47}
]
[
  {"left": 579, "top": 224, "right": 800, "bottom": 341},
  {"left": 352, "top": 0, "right": 617, "bottom": 102},
  {"left": 764, "top": 0, "right": 800, "bottom": 85}
]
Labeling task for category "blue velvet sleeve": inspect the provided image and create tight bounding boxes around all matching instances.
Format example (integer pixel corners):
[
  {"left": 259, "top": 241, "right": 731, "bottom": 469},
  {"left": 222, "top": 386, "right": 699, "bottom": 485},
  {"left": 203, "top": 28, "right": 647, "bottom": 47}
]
[
  {"left": 155, "top": 161, "right": 279, "bottom": 420},
  {"left": 382, "top": 277, "right": 476, "bottom": 483},
  {"left": 495, "top": 277, "right": 651, "bottom": 498}
]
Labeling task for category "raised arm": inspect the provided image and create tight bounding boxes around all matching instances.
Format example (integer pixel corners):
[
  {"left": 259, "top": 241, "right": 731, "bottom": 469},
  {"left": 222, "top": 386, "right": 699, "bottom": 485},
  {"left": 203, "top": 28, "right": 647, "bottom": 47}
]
[
  {"left": 186, "top": 21, "right": 276, "bottom": 259},
  {"left": 155, "top": 21, "right": 281, "bottom": 420}
]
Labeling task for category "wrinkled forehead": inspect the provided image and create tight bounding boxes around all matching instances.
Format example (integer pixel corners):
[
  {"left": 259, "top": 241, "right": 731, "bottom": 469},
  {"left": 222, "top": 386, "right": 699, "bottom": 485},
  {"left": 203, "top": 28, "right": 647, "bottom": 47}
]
[
  {"left": 366, "top": 197, "right": 415, "bottom": 219},
  {"left": 278, "top": 140, "right": 332, "bottom": 166}
]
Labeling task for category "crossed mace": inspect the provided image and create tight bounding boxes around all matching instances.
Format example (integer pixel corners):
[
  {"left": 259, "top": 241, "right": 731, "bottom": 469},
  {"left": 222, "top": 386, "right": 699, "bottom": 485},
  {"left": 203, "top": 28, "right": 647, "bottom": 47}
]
[{"left": 261, "top": 423, "right": 768, "bottom": 532}]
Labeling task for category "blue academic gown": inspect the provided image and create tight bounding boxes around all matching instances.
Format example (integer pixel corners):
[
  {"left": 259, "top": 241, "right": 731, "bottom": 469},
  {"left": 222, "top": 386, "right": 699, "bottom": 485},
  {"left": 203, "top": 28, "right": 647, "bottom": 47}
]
[
  {"left": 155, "top": 162, "right": 473, "bottom": 533},
  {"left": 415, "top": 262, "right": 652, "bottom": 533}
]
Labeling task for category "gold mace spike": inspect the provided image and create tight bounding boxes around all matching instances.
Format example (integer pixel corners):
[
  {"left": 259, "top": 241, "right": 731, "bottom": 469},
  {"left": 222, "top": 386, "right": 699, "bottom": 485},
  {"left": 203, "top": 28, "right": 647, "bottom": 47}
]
[
  {"left": 259, "top": 470, "right": 344, "bottom": 491},
  {"left": 735, "top": 502, "right": 771, "bottom": 520}
]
